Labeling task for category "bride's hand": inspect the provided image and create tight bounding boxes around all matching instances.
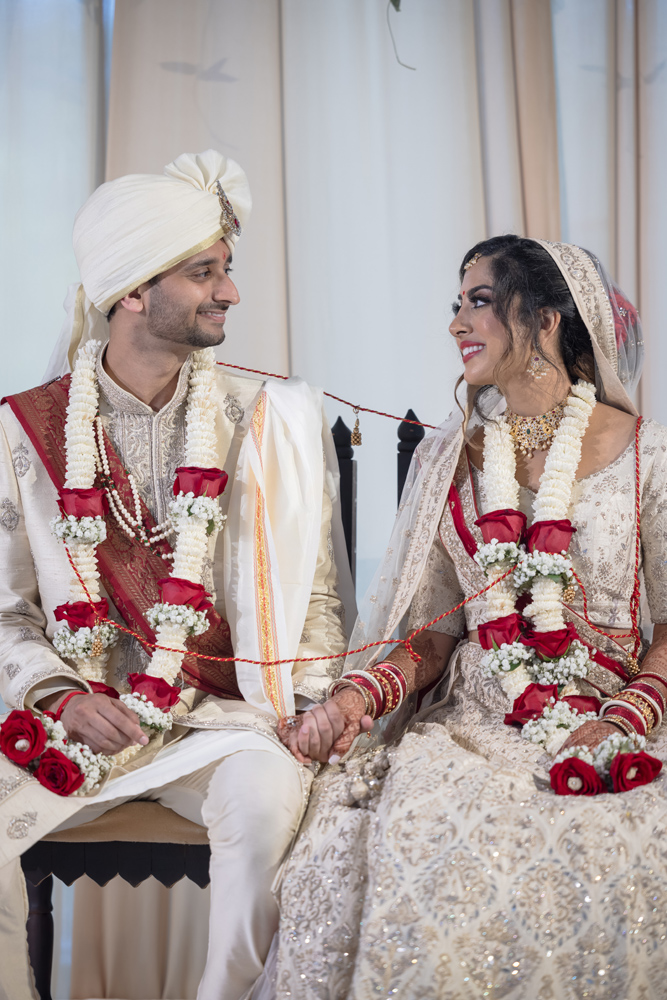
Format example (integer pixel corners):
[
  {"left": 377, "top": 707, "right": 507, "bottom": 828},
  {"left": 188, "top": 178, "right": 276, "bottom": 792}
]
[
  {"left": 276, "top": 689, "right": 373, "bottom": 764},
  {"left": 327, "top": 688, "right": 374, "bottom": 762},
  {"left": 560, "top": 719, "right": 620, "bottom": 753}
]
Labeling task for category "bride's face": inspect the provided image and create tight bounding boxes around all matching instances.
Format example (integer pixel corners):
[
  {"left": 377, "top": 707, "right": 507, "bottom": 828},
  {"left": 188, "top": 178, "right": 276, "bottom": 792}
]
[{"left": 449, "top": 257, "right": 529, "bottom": 387}]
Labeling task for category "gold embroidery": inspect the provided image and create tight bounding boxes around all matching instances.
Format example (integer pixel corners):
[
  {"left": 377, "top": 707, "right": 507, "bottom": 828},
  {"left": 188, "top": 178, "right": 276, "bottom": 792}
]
[{"left": 251, "top": 393, "right": 286, "bottom": 717}]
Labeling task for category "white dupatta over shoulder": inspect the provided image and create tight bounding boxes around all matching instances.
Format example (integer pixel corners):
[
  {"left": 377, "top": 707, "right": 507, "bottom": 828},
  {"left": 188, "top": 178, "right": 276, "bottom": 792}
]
[{"left": 224, "top": 376, "right": 355, "bottom": 718}]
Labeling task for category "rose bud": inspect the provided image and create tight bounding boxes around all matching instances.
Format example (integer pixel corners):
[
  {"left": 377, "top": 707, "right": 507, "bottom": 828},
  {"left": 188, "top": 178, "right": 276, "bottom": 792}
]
[
  {"left": 504, "top": 683, "right": 558, "bottom": 727},
  {"left": 550, "top": 757, "right": 606, "bottom": 796},
  {"left": 58, "top": 487, "right": 108, "bottom": 518},
  {"left": 128, "top": 673, "right": 181, "bottom": 710},
  {"left": 34, "top": 748, "right": 85, "bottom": 796},
  {"left": 157, "top": 578, "right": 213, "bottom": 612},
  {"left": 478, "top": 613, "right": 525, "bottom": 650},
  {"left": 525, "top": 519, "right": 576, "bottom": 554},
  {"left": 475, "top": 509, "right": 527, "bottom": 545},
  {"left": 54, "top": 599, "right": 109, "bottom": 631},
  {"left": 0, "top": 710, "right": 47, "bottom": 766},
  {"left": 174, "top": 467, "right": 228, "bottom": 498},
  {"left": 610, "top": 751, "right": 662, "bottom": 793},
  {"left": 521, "top": 622, "right": 578, "bottom": 661}
]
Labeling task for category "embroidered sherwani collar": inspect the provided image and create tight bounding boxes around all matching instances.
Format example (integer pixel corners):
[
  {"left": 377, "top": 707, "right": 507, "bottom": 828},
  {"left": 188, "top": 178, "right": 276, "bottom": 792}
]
[{"left": 95, "top": 347, "right": 192, "bottom": 416}]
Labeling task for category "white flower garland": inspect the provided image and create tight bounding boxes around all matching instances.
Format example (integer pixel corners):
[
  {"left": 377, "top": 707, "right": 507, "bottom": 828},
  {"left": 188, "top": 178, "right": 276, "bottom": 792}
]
[
  {"left": 146, "top": 603, "right": 210, "bottom": 636},
  {"left": 51, "top": 343, "right": 224, "bottom": 691},
  {"left": 50, "top": 514, "right": 107, "bottom": 545},
  {"left": 119, "top": 693, "right": 174, "bottom": 733},
  {"left": 553, "top": 731, "right": 645, "bottom": 778},
  {"left": 521, "top": 699, "right": 599, "bottom": 756},
  {"left": 52, "top": 621, "right": 118, "bottom": 660},
  {"left": 42, "top": 715, "right": 113, "bottom": 795},
  {"left": 478, "top": 380, "right": 597, "bottom": 704},
  {"left": 148, "top": 347, "right": 221, "bottom": 681}
]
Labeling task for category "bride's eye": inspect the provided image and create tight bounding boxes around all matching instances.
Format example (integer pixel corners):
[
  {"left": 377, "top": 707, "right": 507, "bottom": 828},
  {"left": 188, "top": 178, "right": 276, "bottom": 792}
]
[
  {"left": 451, "top": 301, "right": 461, "bottom": 316},
  {"left": 471, "top": 295, "right": 491, "bottom": 309}
]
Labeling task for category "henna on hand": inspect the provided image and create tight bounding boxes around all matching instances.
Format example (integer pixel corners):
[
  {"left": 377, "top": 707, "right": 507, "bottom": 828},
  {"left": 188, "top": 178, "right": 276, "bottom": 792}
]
[{"left": 560, "top": 719, "right": 619, "bottom": 752}]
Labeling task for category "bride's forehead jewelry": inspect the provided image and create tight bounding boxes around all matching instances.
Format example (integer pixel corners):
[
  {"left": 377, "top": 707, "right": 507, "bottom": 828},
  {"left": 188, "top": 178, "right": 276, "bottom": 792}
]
[
  {"left": 506, "top": 400, "right": 566, "bottom": 458},
  {"left": 464, "top": 252, "right": 482, "bottom": 272}
]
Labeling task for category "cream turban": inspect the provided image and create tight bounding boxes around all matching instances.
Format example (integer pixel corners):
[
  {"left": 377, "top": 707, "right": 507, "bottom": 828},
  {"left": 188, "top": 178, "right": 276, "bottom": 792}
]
[{"left": 44, "top": 150, "right": 251, "bottom": 380}]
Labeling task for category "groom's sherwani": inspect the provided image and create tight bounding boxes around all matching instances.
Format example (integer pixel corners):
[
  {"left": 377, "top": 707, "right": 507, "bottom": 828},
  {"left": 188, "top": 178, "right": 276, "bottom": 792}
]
[{"left": 0, "top": 352, "right": 350, "bottom": 999}]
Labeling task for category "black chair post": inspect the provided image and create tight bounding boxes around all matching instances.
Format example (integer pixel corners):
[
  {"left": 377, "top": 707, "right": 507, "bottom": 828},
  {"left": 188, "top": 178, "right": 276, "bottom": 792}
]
[
  {"left": 25, "top": 875, "right": 54, "bottom": 1000},
  {"left": 397, "top": 409, "right": 425, "bottom": 505},
  {"left": 332, "top": 417, "right": 357, "bottom": 582}
]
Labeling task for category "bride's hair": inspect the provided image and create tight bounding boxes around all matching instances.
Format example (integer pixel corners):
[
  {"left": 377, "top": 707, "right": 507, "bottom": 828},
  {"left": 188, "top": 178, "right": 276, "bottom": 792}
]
[{"left": 457, "top": 236, "right": 595, "bottom": 414}]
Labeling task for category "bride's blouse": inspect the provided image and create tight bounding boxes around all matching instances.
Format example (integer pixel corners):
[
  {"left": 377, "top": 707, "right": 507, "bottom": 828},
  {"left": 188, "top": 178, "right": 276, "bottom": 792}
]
[{"left": 408, "top": 417, "right": 667, "bottom": 637}]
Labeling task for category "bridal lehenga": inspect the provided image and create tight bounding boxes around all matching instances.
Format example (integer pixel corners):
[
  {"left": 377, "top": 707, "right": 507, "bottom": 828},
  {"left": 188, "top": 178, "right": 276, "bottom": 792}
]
[{"left": 273, "top": 244, "right": 667, "bottom": 1000}]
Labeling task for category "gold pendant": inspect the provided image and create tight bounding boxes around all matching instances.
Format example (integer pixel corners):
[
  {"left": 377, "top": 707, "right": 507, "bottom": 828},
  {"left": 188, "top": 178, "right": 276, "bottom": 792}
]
[
  {"left": 351, "top": 409, "right": 362, "bottom": 446},
  {"left": 91, "top": 633, "right": 103, "bottom": 657},
  {"left": 562, "top": 584, "right": 576, "bottom": 604}
]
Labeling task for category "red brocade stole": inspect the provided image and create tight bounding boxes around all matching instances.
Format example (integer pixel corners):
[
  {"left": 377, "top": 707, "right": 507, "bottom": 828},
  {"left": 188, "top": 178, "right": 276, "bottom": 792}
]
[{"left": 3, "top": 375, "right": 241, "bottom": 699}]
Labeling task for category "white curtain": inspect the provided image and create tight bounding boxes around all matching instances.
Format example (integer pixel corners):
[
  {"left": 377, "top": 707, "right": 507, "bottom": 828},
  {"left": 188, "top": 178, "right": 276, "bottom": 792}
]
[
  {"left": 551, "top": 0, "right": 667, "bottom": 419},
  {"left": 0, "top": 0, "right": 111, "bottom": 398}
]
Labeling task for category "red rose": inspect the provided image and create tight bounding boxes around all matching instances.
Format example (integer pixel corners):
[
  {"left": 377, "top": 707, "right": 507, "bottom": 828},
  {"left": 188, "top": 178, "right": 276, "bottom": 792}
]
[
  {"left": 157, "top": 577, "right": 213, "bottom": 612},
  {"left": 88, "top": 681, "right": 120, "bottom": 700},
  {"left": 521, "top": 623, "right": 579, "bottom": 661},
  {"left": 610, "top": 751, "right": 662, "bottom": 792},
  {"left": 562, "top": 694, "right": 601, "bottom": 715},
  {"left": 54, "top": 599, "right": 109, "bottom": 630},
  {"left": 34, "top": 748, "right": 85, "bottom": 796},
  {"left": 0, "top": 710, "right": 47, "bottom": 765},
  {"left": 550, "top": 757, "right": 606, "bottom": 796},
  {"left": 504, "top": 683, "right": 558, "bottom": 727},
  {"left": 127, "top": 673, "right": 181, "bottom": 709},
  {"left": 58, "top": 487, "right": 108, "bottom": 518},
  {"left": 174, "top": 467, "right": 228, "bottom": 499},
  {"left": 525, "top": 519, "right": 577, "bottom": 554},
  {"left": 475, "top": 509, "right": 527, "bottom": 545},
  {"left": 478, "top": 613, "right": 525, "bottom": 650}
]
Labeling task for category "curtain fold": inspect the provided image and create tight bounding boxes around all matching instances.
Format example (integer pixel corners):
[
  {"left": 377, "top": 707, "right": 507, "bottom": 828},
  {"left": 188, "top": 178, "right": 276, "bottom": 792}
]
[{"left": 105, "top": 0, "right": 290, "bottom": 377}]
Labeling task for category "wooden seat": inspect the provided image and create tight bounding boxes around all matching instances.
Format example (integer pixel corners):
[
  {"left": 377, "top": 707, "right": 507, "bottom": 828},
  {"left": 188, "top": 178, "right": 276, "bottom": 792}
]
[{"left": 21, "top": 802, "right": 211, "bottom": 1000}]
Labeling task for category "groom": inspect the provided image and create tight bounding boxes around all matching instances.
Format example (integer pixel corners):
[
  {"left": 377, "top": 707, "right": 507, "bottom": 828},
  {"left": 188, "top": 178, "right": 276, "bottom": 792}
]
[{"left": 0, "top": 150, "right": 352, "bottom": 1000}]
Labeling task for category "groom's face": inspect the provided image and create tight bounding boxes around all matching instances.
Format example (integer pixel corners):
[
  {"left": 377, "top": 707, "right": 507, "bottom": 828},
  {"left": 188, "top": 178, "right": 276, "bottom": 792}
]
[{"left": 144, "top": 240, "right": 240, "bottom": 348}]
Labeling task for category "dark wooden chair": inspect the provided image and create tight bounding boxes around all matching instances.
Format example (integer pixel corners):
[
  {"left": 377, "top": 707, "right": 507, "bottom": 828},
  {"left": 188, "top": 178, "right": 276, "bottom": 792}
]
[{"left": 22, "top": 411, "right": 425, "bottom": 1000}]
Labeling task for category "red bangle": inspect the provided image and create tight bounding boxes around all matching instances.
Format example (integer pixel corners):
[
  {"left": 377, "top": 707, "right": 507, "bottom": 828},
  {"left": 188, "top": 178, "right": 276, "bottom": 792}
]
[{"left": 54, "top": 690, "right": 88, "bottom": 722}]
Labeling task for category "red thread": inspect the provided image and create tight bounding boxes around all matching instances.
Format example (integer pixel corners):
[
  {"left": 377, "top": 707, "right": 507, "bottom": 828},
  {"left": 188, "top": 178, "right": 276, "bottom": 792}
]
[
  {"left": 216, "top": 362, "right": 436, "bottom": 431},
  {"left": 63, "top": 544, "right": 511, "bottom": 668}
]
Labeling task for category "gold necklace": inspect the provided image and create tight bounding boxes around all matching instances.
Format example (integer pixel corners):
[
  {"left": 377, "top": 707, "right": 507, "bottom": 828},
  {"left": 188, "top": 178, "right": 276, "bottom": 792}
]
[{"left": 506, "top": 400, "right": 566, "bottom": 458}]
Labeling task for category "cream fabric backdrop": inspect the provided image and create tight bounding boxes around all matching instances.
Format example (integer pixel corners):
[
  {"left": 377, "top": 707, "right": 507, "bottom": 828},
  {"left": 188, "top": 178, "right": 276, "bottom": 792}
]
[{"left": 1, "top": 1, "right": 666, "bottom": 998}]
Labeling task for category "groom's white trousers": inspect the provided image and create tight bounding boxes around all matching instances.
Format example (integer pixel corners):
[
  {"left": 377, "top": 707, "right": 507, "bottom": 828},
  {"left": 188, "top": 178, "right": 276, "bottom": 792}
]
[{"left": 49, "top": 746, "right": 304, "bottom": 1000}]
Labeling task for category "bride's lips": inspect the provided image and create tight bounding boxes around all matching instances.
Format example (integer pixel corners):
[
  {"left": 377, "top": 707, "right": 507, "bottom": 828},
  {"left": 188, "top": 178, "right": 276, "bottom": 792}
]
[{"left": 460, "top": 341, "right": 485, "bottom": 364}]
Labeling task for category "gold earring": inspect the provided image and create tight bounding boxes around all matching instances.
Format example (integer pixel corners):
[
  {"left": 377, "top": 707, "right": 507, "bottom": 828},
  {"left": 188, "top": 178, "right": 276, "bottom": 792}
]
[{"left": 527, "top": 354, "right": 549, "bottom": 380}]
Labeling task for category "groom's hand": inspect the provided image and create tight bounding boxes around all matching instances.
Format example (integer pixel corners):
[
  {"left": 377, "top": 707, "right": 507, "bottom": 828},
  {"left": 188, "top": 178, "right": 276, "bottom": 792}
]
[{"left": 40, "top": 692, "right": 148, "bottom": 755}]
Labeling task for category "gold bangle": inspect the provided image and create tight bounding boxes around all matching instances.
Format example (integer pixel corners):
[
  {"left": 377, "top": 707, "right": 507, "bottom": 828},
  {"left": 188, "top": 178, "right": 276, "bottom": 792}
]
[
  {"left": 330, "top": 679, "right": 375, "bottom": 719},
  {"left": 603, "top": 714, "right": 636, "bottom": 738},
  {"left": 617, "top": 691, "right": 655, "bottom": 732}
]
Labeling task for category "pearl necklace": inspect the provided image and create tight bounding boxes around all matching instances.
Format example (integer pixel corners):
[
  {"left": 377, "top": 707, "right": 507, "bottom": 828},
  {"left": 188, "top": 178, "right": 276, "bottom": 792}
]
[{"left": 93, "top": 416, "right": 174, "bottom": 557}]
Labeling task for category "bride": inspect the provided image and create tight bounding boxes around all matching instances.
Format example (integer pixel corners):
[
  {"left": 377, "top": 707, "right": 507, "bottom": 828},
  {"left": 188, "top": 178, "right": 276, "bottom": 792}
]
[{"left": 273, "top": 237, "right": 667, "bottom": 999}]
